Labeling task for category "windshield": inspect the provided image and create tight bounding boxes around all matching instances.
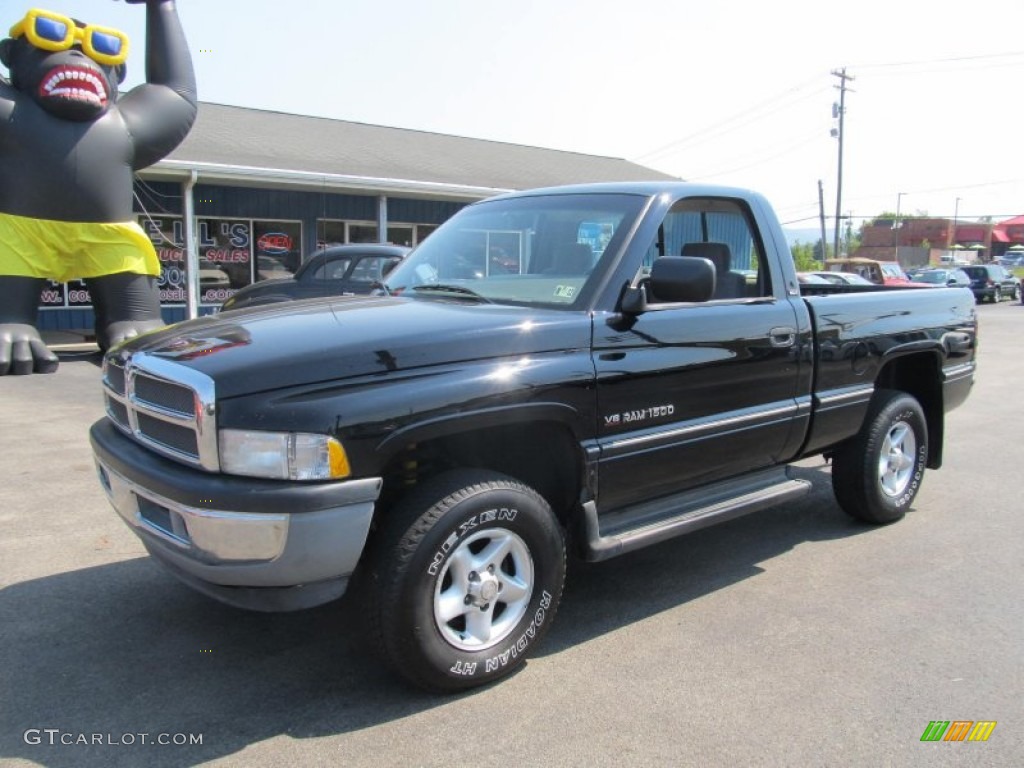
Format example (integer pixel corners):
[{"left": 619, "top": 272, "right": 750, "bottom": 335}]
[
  {"left": 913, "top": 271, "right": 950, "bottom": 284},
  {"left": 385, "top": 192, "right": 647, "bottom": 308},
  {"left": 880, "top": 263, "right": 906, "bottom": 278}
]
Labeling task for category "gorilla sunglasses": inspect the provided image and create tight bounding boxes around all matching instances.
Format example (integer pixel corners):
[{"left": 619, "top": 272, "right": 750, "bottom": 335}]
[{"left": 9, "top": 8, "right": 129, "bottom": 67}]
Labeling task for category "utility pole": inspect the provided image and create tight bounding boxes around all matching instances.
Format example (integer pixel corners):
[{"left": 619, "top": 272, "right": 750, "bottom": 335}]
[
  {"left": 952, "top": 196, "right": 962, "bottom": 248},
  {"left": 817, "top": 180, "right": 828, "bottom": 264},
  {"left": 831, "top": 68, "right": 855, "bottom": 258},
  {"left": 894, "top": 192, "right": 905, "bottom": 265}
]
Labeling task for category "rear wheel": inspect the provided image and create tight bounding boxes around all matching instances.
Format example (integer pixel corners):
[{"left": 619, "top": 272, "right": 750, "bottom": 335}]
[
  {"left": 832, "top": 390, "right": 928, "bottom": 524},
  {"left": 366, "top": 469, "right": 565, "bottom": 691}
]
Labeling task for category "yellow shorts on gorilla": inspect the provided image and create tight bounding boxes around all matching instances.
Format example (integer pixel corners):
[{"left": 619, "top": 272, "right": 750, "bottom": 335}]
[{"left": 0, "top": 212, "right": 160, "bottom": 283}]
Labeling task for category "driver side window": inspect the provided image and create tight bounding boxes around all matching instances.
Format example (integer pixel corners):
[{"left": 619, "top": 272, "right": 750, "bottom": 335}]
[{"left": 643, "top": 198, "right": 771, "bottom": 300}]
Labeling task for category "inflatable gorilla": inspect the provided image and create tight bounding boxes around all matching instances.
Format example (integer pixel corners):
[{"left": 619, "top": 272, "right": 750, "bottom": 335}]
[{"left": 0, "top": 1, "right": 196, "bottom": 375}]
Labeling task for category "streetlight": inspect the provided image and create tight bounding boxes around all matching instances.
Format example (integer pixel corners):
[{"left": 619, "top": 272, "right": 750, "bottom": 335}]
[
  {"left": 952, "top": 197, "right": 962, "bottom": 249},
  {"left": 894, "top": 192, "right": 905, "bottom": 265}
]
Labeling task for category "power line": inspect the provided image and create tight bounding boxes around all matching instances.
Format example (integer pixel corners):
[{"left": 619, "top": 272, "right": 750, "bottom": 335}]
[
  {"left": 852, "top": 49, "right": 1024, "bottom": 70},
  {"left": 686, "top": 130, "right": 823, "bottom": 180},
  {"left": 782, "top": 212, "right": 1022, "bottom": 226},
  {"left": 631, "top": 76, "right": 824, "bottom": 163}
]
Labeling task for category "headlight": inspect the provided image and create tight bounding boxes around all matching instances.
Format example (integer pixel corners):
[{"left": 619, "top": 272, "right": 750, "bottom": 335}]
[{"left": 219, "top": 430, "right": 351, "bottom": 480}]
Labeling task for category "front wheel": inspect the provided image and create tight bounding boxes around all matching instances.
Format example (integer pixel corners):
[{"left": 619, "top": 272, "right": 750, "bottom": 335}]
[
  {"left": 992, "top": 288, "right": 1002, "bottom": 303},
  {"left": 366, "top": 470, "right": 566, "bottom": 691},
  {"left": 832, "top": 390, "right": 928, "bottom": 524}
]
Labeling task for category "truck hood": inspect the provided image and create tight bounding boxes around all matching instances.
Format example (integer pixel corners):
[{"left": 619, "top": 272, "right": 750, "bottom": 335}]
[{"left": 117, "top": 296, "right": 593, "bottom": 398}]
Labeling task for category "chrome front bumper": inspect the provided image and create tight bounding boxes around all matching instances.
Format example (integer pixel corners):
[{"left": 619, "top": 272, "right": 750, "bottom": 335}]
[{"left": 91, "top": 419, "right": 382, "bottom": 611}]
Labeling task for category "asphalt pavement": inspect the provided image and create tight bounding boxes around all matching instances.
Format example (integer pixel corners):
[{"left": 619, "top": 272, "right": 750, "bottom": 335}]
[{"left": 1, "top": 301, "right": 1022, "bottom": 767}]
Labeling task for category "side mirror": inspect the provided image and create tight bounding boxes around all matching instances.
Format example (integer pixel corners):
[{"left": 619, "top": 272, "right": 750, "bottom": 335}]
[{"left": 621, "top": 256, "right": 716, "bottom": 313}]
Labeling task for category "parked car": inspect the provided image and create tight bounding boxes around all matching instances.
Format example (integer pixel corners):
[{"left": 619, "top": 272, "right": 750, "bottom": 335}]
[
  {"left": 823, "top": 258, "right": 915, "bottom": 286},
  {"left": 996, "top": 253, "right": 1024, "bottom": 267},
  {"left": 796, "top": 272, "right": 831, "bottom": 285},
  {"left": 938, "top": 254, "right": 972, "bottom": 267},
  {"left": 910, "top": 268, "right": 971, "bottom": 288},
  {"left": 198, "top": 261, "right": 230, "bottom": 291},
  {"left": 810, "top": 271, "right": 875, "bottom": 286},
  {"left": 221, "top": 244, "right": 410, "bottom": 311},
  {"left": 255, "top": 255, "right": 294, "bottom": 282},
  {"left": 959, "top": 264, "right": 1020, "bottom": 303}
]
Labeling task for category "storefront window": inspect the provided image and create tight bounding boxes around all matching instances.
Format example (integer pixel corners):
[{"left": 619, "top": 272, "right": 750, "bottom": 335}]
[
  {"left": 195, "top": 218, "right": 253, "bottom": 304},
  {"left": 136, "top": 215, "right": 301, "bottom": 306},
  {"left": 316, "top": 220, "right": 347, "bottom": 250},
  {"left": 348, "top": 223, "right": 378, "bottom": 243},
  {"left": 38, "top": 278, "right": 93, "bottom": 308},
  {"left": 140, "top": 215, "right": 188, "bottom": 304},
  {"left": 252, "top": 220, "right": 301, "bottom": 279},
  {"left": 416, "top": 224, "right": 438, "bottom": 244},
  {"left": 387, "top": 225, "right": 414, "bottom": 247},
  {"left": 318, "top": 220, "right": 422, "bottom": 250}
]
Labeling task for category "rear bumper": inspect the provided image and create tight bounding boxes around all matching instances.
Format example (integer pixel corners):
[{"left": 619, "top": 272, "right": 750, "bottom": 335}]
[
  {"left": 90, "top": 420, "right": 382, "bottom": 611},
  {"left": 969, "top": 287, "right": 994, "bottom": 300}
]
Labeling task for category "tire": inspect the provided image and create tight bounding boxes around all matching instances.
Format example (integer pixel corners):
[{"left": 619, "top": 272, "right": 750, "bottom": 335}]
[
  {"left": 366, "top": 469, "right": 566, "bottom": 692},
  {"left": 832, "top": 390, "right": 928, "bottom": 524},
  {"left": 992, "top": 288, "right": 1002, "bottom": 303}
]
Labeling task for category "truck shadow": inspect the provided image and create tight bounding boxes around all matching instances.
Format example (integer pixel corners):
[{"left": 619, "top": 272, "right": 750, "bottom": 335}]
[
  {"left": 546, "top": 461, "right": 869, "bottom": 653},
  {"left": 0, "top": 462, "right": 871, "bottom": 767},
  {"left": 56, "top": 349, "right": 103, "bottom": 368}
]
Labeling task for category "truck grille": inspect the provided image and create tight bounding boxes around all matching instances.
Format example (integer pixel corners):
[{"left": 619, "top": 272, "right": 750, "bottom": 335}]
[{"left": 102, "top": 353, "right": 219, "bottom": 471}]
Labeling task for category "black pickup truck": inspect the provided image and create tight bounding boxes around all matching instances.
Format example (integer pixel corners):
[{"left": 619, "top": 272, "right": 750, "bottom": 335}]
[{"left": 90, "top": 182, "right": 977, "bottom": 691}]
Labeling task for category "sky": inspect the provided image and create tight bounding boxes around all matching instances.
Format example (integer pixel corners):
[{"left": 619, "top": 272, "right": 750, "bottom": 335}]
[{"left": 9, "top": 0, "right": 1024, "bottom": 237}]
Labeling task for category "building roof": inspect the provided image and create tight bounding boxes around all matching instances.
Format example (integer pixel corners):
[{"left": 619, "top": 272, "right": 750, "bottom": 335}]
[{"left": 146, "top": 102, "right": 677, "bottom": 200}]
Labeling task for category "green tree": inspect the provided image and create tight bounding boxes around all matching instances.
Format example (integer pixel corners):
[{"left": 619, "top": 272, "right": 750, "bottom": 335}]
[
  {"left": 791, "top": 241, "right": 820, "bottom": 271},
  {"left": 844, "top": 218, "right": 860, "bottom": 255}
]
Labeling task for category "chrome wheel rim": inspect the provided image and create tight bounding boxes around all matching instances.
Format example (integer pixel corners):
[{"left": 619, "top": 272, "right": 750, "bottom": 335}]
[
  {"left": 433, "top": 527, "right": 534, "bottom": 651},
  {"left": 878, "top": 420, "right": 917, "bottom": 497}
]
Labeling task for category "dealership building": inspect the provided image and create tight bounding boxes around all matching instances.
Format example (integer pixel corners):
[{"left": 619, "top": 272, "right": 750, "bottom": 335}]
[{"left": 39, "top": 102, "right": 675, "bottom": 335}]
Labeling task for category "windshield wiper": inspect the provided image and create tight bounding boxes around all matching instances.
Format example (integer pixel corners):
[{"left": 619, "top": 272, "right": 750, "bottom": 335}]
[{"left": 411, "top": 284, "right": 492, "bottom": 303}]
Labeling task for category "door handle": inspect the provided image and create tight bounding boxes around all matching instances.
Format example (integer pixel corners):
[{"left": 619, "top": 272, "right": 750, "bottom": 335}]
[{"left": 769, "top": 326, "right": 797, "bottom": 348}]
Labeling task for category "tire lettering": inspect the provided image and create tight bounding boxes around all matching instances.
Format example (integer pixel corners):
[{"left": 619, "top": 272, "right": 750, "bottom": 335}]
[
  {"left": 429, "top": 509, "right": 520, "bottom": 575},
  {"left": 427, "top": 531, "right": 459, "bottom": 576},
  {"left": 449, "top": 661, "right": 477, "bottom": 676},
  {"left": 893, "top": 444, "right": 927, "bottom": 508},
  {"left": 480, "top": 590, "right": 552, "bottom": 674}
]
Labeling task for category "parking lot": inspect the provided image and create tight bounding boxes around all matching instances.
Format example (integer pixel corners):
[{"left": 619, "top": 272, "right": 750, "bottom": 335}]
[{"left": 1, "top": 301, "right": 1021, "bottom": 767}]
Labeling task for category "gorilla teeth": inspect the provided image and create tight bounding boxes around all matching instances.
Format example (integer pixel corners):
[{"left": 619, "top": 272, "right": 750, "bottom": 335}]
[
  {"left": 48, "top": 88, "right": 103, "bottom": 105},
  {"left": 41, "top": 67, "right": 108, "bottom": 102}
]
